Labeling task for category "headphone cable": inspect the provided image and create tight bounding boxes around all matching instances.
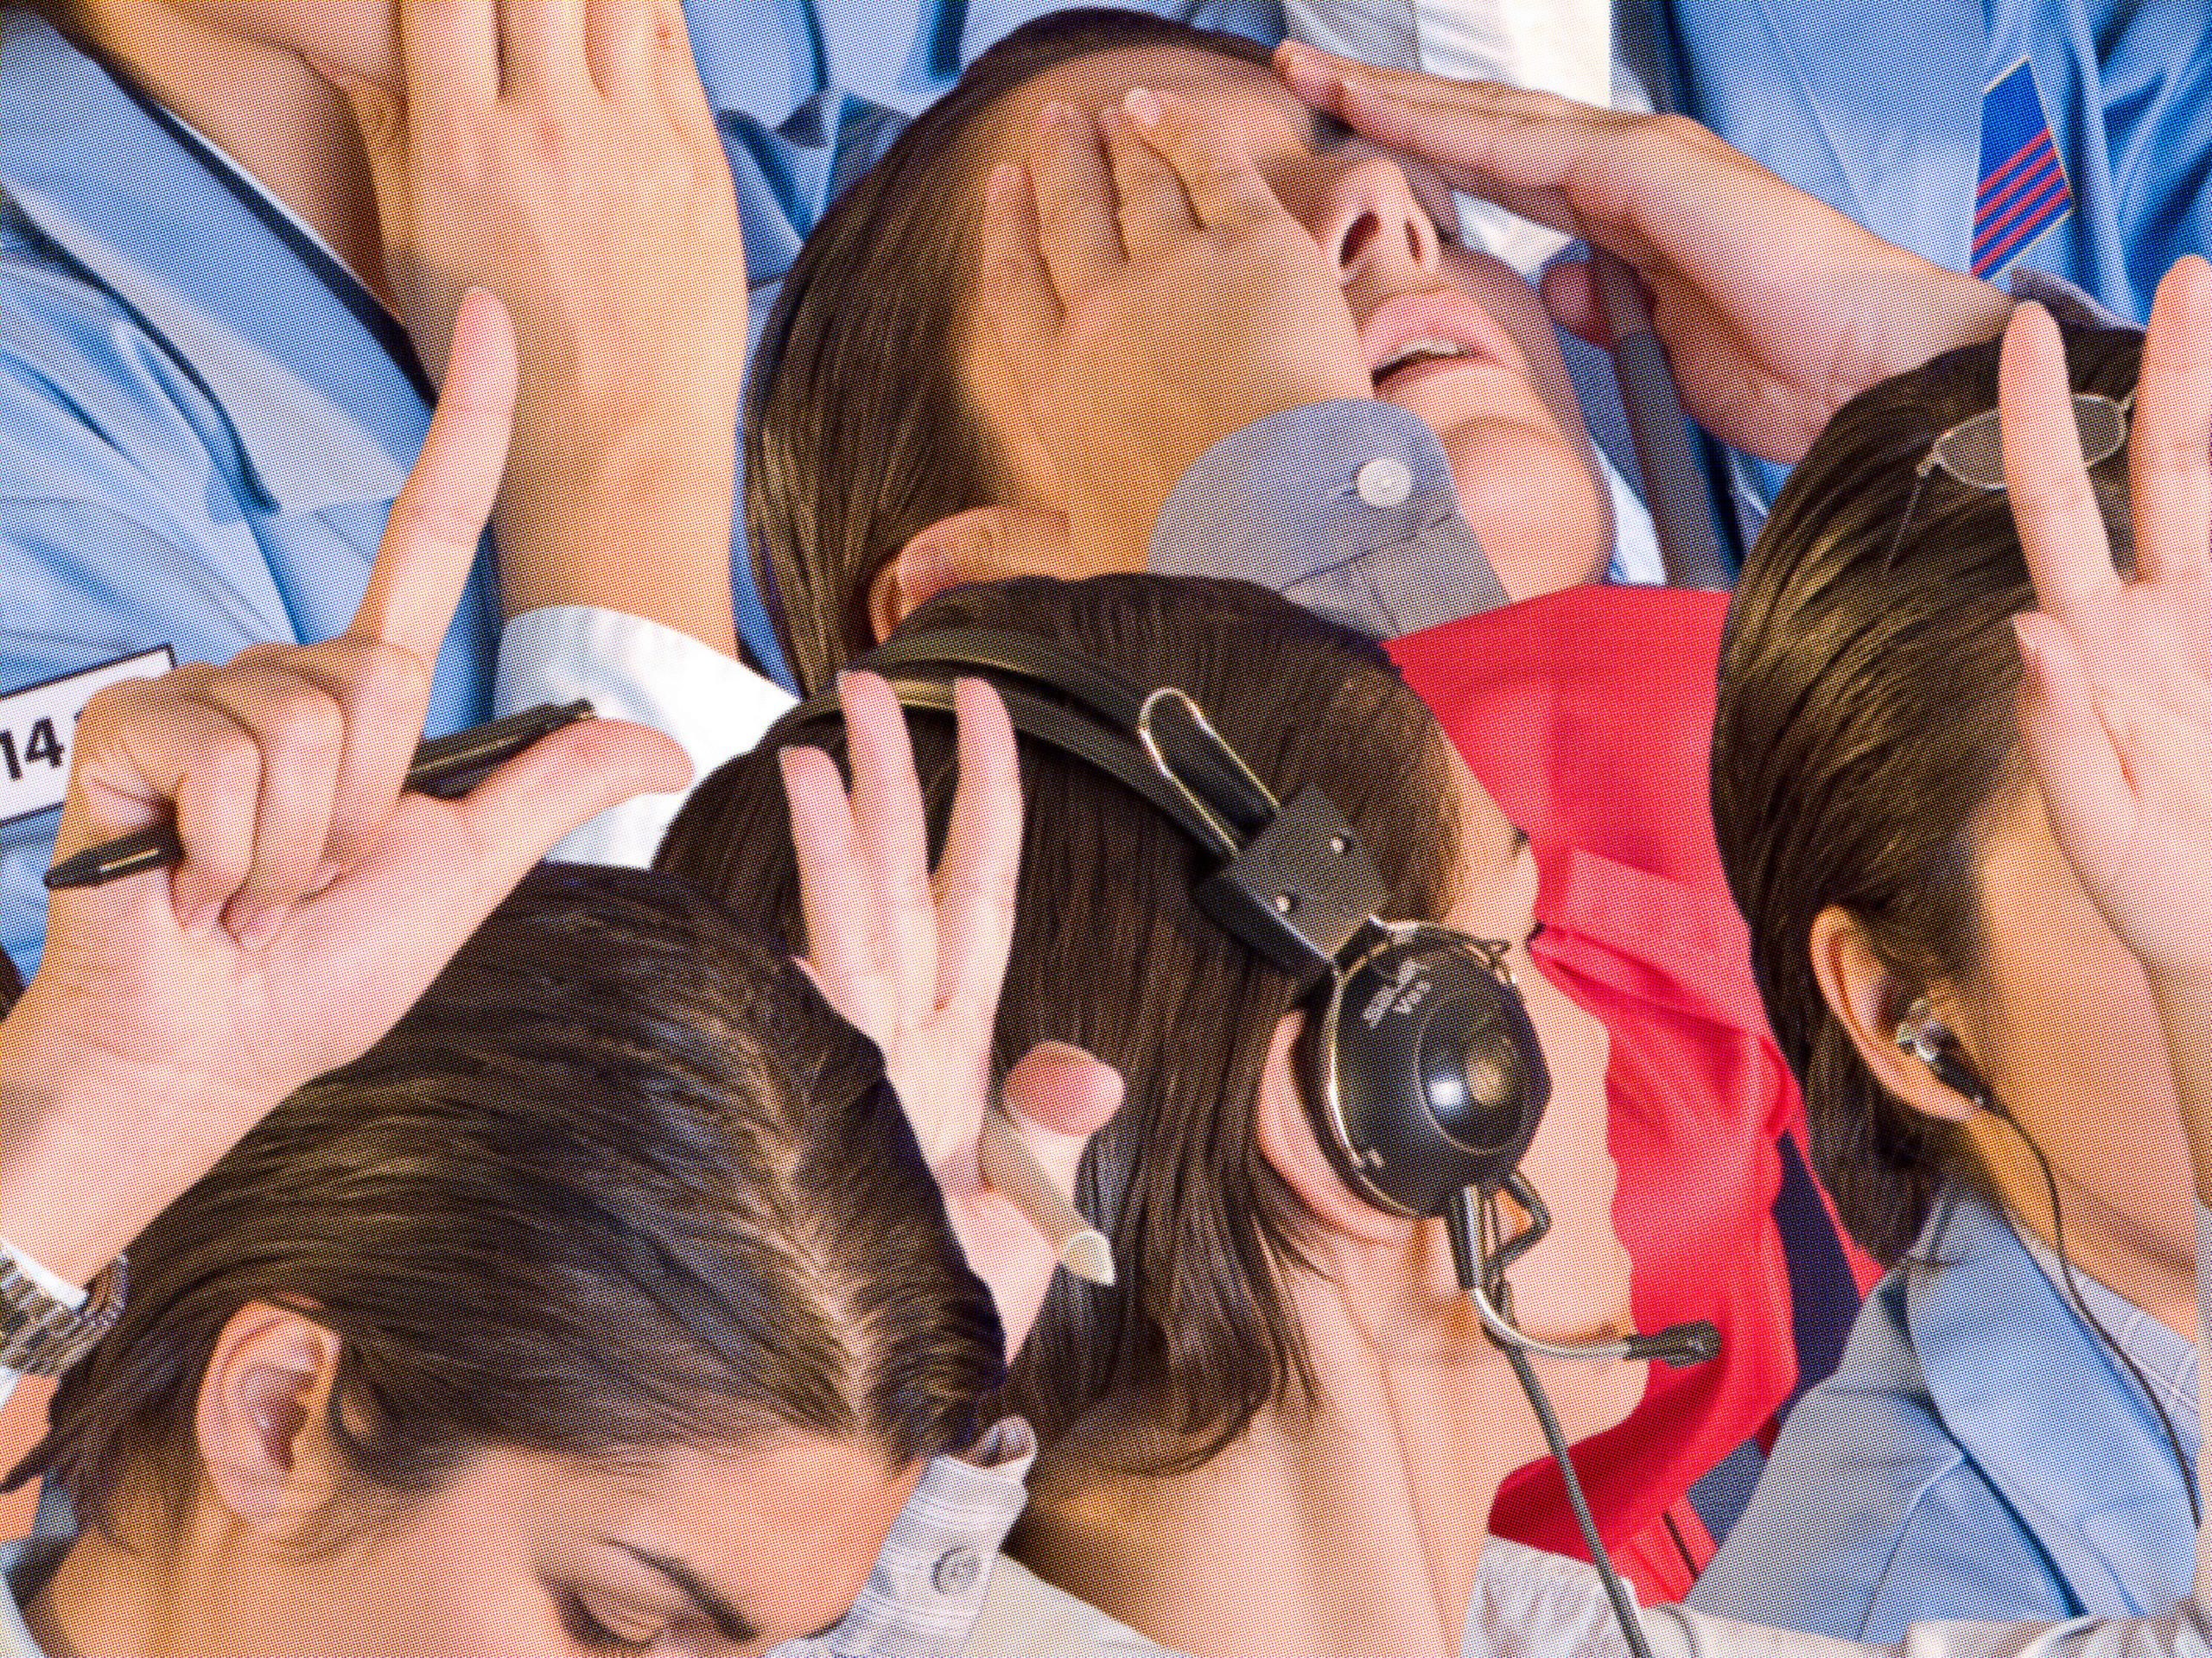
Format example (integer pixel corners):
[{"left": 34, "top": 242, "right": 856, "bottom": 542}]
[{"left": 1450, "top": 1186, "right": 1659, "bottom": 1658}]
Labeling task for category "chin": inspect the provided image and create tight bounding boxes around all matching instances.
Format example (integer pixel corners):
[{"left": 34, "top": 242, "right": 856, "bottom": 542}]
[{"left": 1445, "top": 436, "right": 1611, "bottom": 600}]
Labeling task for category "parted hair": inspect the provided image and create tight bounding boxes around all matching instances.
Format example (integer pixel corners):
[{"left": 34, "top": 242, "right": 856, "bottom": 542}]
[
  {"left": 1712, "top": 321, "right": 2141, "bottom": 1265},
  {"left": 659, "top": 575, "right": 1463, "bottom": 1479},
  {"left": 15, "top": 864, "right": 1002, "bottom": 1535},
  {"left": 748, "top": 8, "right": 1276, "bottom": 696}
]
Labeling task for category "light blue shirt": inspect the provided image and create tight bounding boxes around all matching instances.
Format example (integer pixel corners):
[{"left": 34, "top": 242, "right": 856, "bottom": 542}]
[
  {"left": 0, "top": 16, "right": 800, "bottom": 977},
  {"left": 1689, "top": 1190, "right": 2200, "bottom": 1640}
]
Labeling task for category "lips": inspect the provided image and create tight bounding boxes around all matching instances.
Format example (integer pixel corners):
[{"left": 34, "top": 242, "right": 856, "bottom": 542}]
[{"left": 1359, "top": 289, "right": 1523, "bottom": 396}]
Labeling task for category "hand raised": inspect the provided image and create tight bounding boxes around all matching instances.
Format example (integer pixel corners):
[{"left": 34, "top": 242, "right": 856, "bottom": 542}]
[
  {"left": 326, "top": 0, "right": 744, "bottom": 644},
  {"left": 2004, "top": 264, "right": 2212, "bottom": 980},
  {"left": 780, "top": 672, "right": 1122, "bottom": 1356},
  {"left": 1274, "top": 44, "right": 2013, "bottom": 462},
  {"left": 16, "top": 292, "right": 688, "bottom": 1175},
  {"left": 978, "top": 87, "right": 1371, "bottom": 572}
]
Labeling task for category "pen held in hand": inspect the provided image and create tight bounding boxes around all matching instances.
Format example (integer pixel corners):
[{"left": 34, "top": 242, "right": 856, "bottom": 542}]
[
  {"left": 43, "top": 700, "right": 597, "bottom": 892},
  {"left": 978, "top": 1108, "right": 1116, "bottom": 1286}
]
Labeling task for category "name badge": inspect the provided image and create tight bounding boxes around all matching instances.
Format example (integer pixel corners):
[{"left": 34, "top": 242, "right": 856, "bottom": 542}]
[{"left": 0, "top": 647, "right": 176, "bottom": 828}]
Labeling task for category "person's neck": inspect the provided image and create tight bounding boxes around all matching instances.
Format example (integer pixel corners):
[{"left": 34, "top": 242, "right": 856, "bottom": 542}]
[
  {"left": 1014, "top": 1259, "right": 1573, "bottom": 1658},
  {"left": 65, "top": 0, "right": 391, "bottom": 305},
  {"left": 28, "top": 1504, "right": 201, "bottom": 1658},
  {"left": 1975, "top": 1143, "right": 2202, "bottom": 1342}
]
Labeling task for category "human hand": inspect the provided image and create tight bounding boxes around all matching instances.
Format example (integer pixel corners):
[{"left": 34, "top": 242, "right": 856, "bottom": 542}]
[
  {"left": 976, "top": 86, "right": 1371, "bottom": 573},
  {"left": 0, "top": 292, "right": 689, "bottom": 1280},
  {"left": 1274, "top": 44, "right": 2014, "bottom": 462},
  {"left": 2004, "top": 264, "right": 2212, "bottom": 984},
  {"left": 327, "top": 0, "right": 744, "bottom": 645},
  {"left": 780, "top": 672, "right": 1122, "bottom": 1357}
]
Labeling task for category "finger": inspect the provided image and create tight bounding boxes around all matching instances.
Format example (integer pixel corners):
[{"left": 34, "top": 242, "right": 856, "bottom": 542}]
[
  {"left": 497, "top": 0, "right": 587, "bottom": 92},
  {"left": 586, "top": 0, "right": 655, "bottom": 94},
  {"left": 321, "top": 64, "right": 412, "bottom": 259},
  {"left": 406, "top": 716, "right": 689, "bottom": 888},
  {"left": 999, "top": 1040, "right": 1125, "bottom": 1190},
  {"left": 2013, "top": 613, "right": 2133, "bottom": 870},
  {"left": 840, "top": 670, "right": 938, "bottom": 1017},
  {"left": 979, "top": 162, "right": 1063, "bottom": 372},
  {"left": 1100, "top": 101, "right": 1198, "bottom": 256},
  {"left": 276, "top": 638, "right": 435, "bottom": 877},
  {"left": 1121, "top": 86, "right": 1280, "bottom": 237},
  {"left": 192, "top": 667, "right": 346, "bottom": 941},
  {"left": 2000, "top": 301, "right": 2120, "bottom": 629},
  {"left": 349, "top": 289, "right": 517, "bottom": 666},
  {"left": 1027, "top": 102, "right": 1126, "bottom": 301},
  {"left": 779, "top": 743, "right": 885, "bottom": 1025},
  {"left": 894, "top": 505, "right": 1074, "bottom": 618},
  {"left": 1276, "top": 46, "right": 1596, "bottom": 232},
  {"left": 58, "top": 673, "right": 257, "bottom": 933},
  {"left": 2128, "top": 255, "right": 2212, "bottom": 585},
  {"left": 1537, "top": 258, "right": 1612, "bottom": 346},
  {"left": 399, "top": 0, "right": 499, "bottom": 119},
  {"left": 646, "top": 0, "right": 716, "bottom": 142},
  {"left": 935, "top": 677, "right": 1023, "bottom": 1017}
]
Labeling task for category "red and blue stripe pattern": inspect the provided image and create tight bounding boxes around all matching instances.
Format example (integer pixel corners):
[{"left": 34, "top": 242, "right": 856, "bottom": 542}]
[{"left": 1974, "top": 59, "right": 2071, "bottom": 279}]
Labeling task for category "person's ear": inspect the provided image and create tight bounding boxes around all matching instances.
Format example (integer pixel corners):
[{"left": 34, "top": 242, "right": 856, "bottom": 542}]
[
  {"left": 867, "top": 506, "right": 1075, "bottom": 642},
  {"left": 1808, "top": 906, "right": 1980, "bottom": 1123},
  {"left": 194, "top": 1303, "right": 345, "bottom": 1534},
  {"left": 1251, "top": 1009, "right": 1414, "bottom": 1246}
]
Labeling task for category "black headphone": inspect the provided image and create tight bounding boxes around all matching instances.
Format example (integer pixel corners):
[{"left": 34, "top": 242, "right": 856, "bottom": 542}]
[{"left": 794, "top": 629, "right": 1716, "bottom": 1366}]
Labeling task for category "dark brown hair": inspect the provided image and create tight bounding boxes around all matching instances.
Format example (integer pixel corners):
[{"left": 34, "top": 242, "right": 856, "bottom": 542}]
[
  {"left": 1713, "top": 322, "right": 2141, "bottom": 1264},
  {"left": 17, "top": 865, "right": 1001, "bottom": 1536},
  {"left": 659, "top": 574, "right": 1462, "bottom": 1478},
  {"left": 748, "top": 9, "right": 1277, "bottom": 696}
]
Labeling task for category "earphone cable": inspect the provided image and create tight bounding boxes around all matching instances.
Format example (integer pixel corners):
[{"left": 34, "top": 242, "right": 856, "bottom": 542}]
[{"left": 1988, "top": 1099, "right": 2201, "bottom": 1528}]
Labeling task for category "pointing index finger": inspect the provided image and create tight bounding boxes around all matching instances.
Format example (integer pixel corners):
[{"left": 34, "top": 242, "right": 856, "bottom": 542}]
[{"left": 346, "top": 288, "right": 518, "bottom": 661}]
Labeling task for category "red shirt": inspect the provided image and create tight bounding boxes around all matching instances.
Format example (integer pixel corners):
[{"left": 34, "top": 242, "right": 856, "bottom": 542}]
[{"left": 1390, "top": 587, "right": 1875, "bottom": 1599}]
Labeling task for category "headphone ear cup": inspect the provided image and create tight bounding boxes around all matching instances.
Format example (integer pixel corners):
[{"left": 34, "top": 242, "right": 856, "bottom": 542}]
[{"left": 1304, "top": 930, "right": 1551, "bottom": 1219}]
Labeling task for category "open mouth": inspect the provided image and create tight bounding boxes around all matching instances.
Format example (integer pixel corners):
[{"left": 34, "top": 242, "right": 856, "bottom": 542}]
[{"left": 1371, "top": 335, "right": 1480, "bottom": 392}]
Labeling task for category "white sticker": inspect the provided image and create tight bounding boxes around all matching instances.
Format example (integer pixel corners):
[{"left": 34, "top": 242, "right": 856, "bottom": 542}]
[{"left": 0, "top": 647, "right": 175, "bottom": 828}]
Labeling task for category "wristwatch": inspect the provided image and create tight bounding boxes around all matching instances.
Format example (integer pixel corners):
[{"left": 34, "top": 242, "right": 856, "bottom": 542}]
[{"left": 0, "top": 1247, "right": 126, "bottom": 1376}]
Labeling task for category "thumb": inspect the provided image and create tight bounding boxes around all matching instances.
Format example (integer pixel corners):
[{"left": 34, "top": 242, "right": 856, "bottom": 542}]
[
  {"left": 319, "top": 60, "right": 410, "bottom": 243},
  {"left": 431, "top": 717, "right": 691, "bottom": 885},
  {"left": 998, "top": 1039, "right": 1125, "bottom": 1198},
  {"left": 881, "top": 506, "right": 1072, "bottom": 632},
  {"left": 1540, "top": 258, "right": 1616, "bottom": 348}
]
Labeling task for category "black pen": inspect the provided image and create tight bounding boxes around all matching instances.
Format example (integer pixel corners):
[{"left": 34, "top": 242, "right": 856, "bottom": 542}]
[{"left": 43, "top": 700, "right": 597, "bottom": 892}]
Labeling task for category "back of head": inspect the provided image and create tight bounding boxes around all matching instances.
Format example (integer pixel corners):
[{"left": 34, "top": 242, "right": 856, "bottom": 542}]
[
  {"left": 748, "top": 9, "right": 1276, "bottom": 696},
  {"left": 22, "top": 864, "right": 1001, "bottom": 1537},
  {"left": 659, "top": 574, "right": 1462, "bottom": 1475},
  {"left": 1713, "top": 321, "right": 2141, "bottom": 1263}
]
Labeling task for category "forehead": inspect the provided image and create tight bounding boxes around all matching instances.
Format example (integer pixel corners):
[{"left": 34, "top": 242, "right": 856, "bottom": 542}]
[{"left": 983, "top": 41, "right": 1319, "bottom": 156}]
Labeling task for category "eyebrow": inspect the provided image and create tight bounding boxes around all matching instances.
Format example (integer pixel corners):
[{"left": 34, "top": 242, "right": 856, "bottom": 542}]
[{"left": 613, "top": 1544, "right": 765, "bottom": 1648}]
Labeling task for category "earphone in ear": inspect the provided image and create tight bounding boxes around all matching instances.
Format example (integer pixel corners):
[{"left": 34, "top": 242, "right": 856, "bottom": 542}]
[{"left": 1892, "top": 996, "right": 1996, "bottom": 1109}]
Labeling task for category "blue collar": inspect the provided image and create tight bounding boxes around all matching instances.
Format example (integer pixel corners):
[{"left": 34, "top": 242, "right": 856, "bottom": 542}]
[
  {"left": 1908, "top": 1191, "right": 2197, "bottom": 1610},
  {"left": 0, "top": 13, "right": 429, "bottom": 513}
]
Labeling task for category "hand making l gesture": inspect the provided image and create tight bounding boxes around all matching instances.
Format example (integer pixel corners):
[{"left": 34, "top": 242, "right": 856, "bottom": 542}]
[{"left": 0, "top": 292, "right": 688, "bottom": 1286}]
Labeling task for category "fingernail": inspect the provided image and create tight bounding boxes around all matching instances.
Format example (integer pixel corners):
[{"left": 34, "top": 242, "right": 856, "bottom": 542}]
[{"left": 1123, "top": 86, "right": 1162, "bottom": 127}]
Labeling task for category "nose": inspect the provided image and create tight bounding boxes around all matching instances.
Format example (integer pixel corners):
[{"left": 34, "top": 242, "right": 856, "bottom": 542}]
[{"left": 1304, "top": 152, "right": 1443, "bottom": 283}]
